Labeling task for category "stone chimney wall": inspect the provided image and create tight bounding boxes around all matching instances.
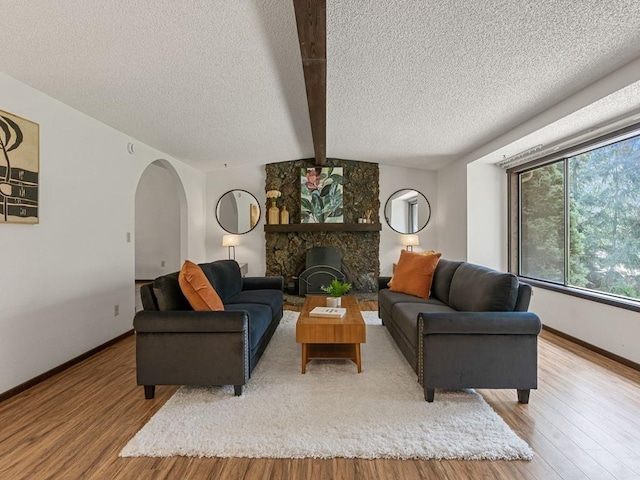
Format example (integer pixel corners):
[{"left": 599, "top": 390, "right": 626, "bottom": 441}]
[{"left": 264, "top": 158, "right": 380, "bottom": 293}]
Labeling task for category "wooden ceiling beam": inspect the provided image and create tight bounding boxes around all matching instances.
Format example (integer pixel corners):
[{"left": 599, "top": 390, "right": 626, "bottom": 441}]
[{"left": 293, "top": 0, "right": 326, "bottom": 166}]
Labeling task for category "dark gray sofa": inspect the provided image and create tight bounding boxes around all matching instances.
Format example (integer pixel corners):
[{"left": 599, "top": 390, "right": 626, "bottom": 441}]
[
  {"left": 134, "top": 259, "right": 283, "bottom": 399},
  {"left": 379, "top": 259, "right": 541, "bottom": 403}
]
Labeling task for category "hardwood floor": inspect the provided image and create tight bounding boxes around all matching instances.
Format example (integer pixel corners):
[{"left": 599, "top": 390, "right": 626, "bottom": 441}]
[{"left": 1, "top": 301, "right": 639, "bottom": 479}]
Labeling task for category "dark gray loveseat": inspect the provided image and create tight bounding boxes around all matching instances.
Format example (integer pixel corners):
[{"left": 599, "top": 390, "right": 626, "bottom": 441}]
[
  {"left": 379, "top": 259, "right": 541, "bottom": 403},
  {"left": 134, "top": 260, "right": 283, "bottom": 399}
]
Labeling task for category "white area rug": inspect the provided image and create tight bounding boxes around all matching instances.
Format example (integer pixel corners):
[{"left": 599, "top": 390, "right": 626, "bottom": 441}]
[{"left": 121, "top": 311, "right": 533, "bottom": 460}]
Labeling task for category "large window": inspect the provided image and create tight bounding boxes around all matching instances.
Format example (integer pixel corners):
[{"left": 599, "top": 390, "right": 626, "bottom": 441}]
[{"left": 513, "top": 129, "right": 640, "bottom": 303}]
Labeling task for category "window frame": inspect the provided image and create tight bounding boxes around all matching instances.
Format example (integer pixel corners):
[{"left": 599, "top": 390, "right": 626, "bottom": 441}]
[
  {"left": 507, "top": 121, "right": 640, "bottom": 313},
  {"left": 407, "top": 198, "right": 418, "bottom": 233}
]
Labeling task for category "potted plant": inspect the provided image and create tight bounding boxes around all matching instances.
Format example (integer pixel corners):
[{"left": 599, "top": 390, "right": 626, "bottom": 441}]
[{"left": 321, "top": 279, "right": 352, "bottom": 307}]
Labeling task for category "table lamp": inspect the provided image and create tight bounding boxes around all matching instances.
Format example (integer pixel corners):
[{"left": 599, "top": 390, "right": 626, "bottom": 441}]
[
  {"left": 401, "top": 234, "right": 419, "bottom": 252},
  {"left": 222, "top": 234, "right": 239, "bottom": 260}
]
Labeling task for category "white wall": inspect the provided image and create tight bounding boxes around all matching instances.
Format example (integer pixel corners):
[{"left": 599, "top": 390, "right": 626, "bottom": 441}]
[
  {"left": 0, "top": 73, "right": 206, "bottom": 395},
  {"left": 135, "top": 162, "right": 182, "bottom": 280},
  {"left": 379, "top": 165, "right": 438, "bottom": 276},
  {"left": 205, "top": 165, "right": 266, "bottom": 275},
  {"left": 435, "top": 158, "right": 467, "bottom": 261},
  {"left": 530, "top": 289, "right": 640, "bottom": 364},
  {"left": 466, "top": 162, "right": 507, "bottom": 270}
]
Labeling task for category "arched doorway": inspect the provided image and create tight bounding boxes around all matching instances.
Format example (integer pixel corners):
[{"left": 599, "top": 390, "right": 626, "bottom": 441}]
[{"left": 134, "top": 159, "right": 187, "bottom": 280}]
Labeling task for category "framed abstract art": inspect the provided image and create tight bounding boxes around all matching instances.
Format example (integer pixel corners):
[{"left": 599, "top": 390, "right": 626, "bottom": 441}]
[{"left": 0, "top": 110, "right": 39, "bottom": 224}]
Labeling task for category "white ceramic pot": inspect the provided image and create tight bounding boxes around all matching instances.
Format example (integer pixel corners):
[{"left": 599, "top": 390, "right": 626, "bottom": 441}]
[{"left": 326, "top": 296, "right": 341, "bottom": 308}]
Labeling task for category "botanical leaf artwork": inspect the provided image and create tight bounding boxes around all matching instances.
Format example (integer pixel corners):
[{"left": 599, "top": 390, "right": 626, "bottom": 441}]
[
  {"left": 0, "top": 110, "right": 39, "bottom": 224},
  {"left": 300, "top": 167, "right": 343, "bottom": 223}
]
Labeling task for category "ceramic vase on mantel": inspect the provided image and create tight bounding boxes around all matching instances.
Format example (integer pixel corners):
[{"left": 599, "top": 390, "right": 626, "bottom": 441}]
[
  {"left": 326, "top": 296, "right": 341, "bottom": 308},
  {"left": 280, "top": 205, "right": 289, "bottom": 224},
  {"left": 268, "top": 200, "right": 280, "bottom": 225}
]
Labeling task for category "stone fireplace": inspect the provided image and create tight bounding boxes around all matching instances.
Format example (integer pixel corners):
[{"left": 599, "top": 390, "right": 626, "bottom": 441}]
[
  {"left": 297, "top": 246, "right": 345, "bottom": 295},
  {"left": 265, "top": 159, "right": 380, "bottom": 293}
]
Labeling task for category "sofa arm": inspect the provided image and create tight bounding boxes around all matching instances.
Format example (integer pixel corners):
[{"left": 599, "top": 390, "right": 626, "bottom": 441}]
[
  {"left": 242, "top": 276, "right": 284, "bottom": 291},
  {"left": 378, "top": 276, "right": 392, "bottom": 290},
  {"left": 133, "top": 310, "right": 248, "bottom": 333},
  {"left": 419, "top": 311, "right": 541, "bottom": 336}
]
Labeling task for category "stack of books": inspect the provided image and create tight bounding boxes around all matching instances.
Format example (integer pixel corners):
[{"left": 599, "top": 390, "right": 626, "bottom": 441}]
[{"left": 309, "top": 306, "right": 347, "bottom": 318}]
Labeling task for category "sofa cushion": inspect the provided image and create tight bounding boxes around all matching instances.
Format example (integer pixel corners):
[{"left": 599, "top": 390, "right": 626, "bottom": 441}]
[
  {"left": 430, "top": 259, "right": 464, "bottom": 304},
  {"left": 224, "top": 303, "right": 273, "bottom": 351},
  {"left": 225, "top": 289, "right": 283, "bottom": 322},
  {"left": 152, "top": 272, "right": 192, "bottom": 311},
  {"left": 449, "top": 263, "right": 519, "bottom": 312},
  {"left": 178, "top": 260, "right": 225, "bottom": 311},
  {"left": 389, "top": 250, "right": 441, "bottom": 299},
  {"left": 378, "top": 288, "right": 433, "bottom": 317},
  {"left": 199, "top": 260, "right": 243, "bottom": 302},
  {"left": 392, "top": 301, "right": 457, "bottom": 349}
]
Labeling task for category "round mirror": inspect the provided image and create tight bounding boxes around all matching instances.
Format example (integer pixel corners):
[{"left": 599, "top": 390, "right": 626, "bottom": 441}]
[
  {"left": 384, "top": 189, "right": 431, "bottom": 234},
  {"left": 215, "top": 189, "right": 261, "bottom": 234}
]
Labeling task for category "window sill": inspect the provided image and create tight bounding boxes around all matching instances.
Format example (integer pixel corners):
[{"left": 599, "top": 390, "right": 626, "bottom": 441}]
[{"left": 519, "top": 277, "right": 640, "bottom": 313}]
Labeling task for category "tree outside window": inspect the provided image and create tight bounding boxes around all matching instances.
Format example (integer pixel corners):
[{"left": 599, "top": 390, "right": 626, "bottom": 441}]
[{"left": 517, "top": 132, "right": 640, "bottom": 301}]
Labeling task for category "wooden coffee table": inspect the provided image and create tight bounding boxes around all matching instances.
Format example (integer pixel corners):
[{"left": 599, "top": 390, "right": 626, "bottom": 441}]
[{"left": 295, "top": 295, "right": 366, "bottom": 374}]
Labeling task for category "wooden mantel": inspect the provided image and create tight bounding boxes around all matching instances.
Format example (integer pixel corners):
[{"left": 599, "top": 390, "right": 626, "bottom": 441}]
[{"left": 264, "top": 223, "right": 381, "bottom": 233}]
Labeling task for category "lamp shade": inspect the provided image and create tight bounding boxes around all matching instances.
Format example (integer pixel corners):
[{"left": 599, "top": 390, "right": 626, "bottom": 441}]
[
  {"left": 222, "top": 234, "right": 239, "bottom": 247},
  {"left": 222, "top": 234, "right": 239, "bottom": 260},
  {"left": 401, "top": 234, "right": 419, "bottom": 247}
]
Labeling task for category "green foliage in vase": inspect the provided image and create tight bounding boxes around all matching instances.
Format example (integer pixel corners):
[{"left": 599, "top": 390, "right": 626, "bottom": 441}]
[{"left": 320, "top": 279, "right": 352, "bottom": 297}]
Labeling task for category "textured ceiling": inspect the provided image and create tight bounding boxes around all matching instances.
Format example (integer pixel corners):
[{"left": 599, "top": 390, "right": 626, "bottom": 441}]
[{"left": 1, "top": 1, "right": 640, "bottom": 172}]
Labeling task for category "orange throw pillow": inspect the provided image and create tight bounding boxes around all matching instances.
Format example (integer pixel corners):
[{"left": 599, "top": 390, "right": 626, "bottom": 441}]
[
  {"left": 178, "top": 260, "right": 224, "bottom": 311},
  {"left": 388, "top": 249, "right": 437, "bottom": 288},
  {"left": 389, "top": 250, "right": 441, "bottom": 299}
]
